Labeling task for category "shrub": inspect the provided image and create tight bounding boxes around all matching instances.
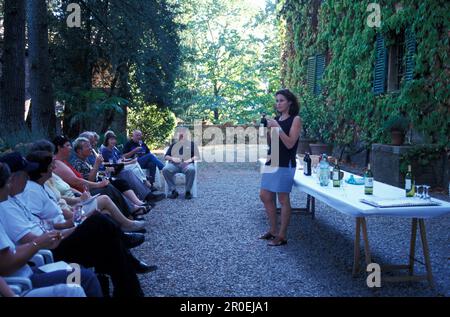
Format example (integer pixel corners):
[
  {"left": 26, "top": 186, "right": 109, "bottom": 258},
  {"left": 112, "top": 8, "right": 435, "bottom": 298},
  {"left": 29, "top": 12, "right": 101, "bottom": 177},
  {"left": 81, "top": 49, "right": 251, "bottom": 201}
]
[{"left": 128, "top": 104, "right": 177, "bottom": 149}]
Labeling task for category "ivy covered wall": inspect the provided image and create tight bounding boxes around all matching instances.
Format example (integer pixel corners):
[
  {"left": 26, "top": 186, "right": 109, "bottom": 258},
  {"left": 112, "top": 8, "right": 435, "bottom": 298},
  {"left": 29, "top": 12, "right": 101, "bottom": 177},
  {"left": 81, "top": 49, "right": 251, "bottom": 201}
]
[{"left": 278, "top": 0, "right": 449, "bottom": 152}]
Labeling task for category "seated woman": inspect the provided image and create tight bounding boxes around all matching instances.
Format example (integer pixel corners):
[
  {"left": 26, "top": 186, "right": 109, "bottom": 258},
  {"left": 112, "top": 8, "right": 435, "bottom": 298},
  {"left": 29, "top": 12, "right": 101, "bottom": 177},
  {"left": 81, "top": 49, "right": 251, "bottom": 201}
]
[
  {"left": 22, "top": 151, "right": 145, "bottom": 233},
  {"left": 101, "top": 131, "right": 149, "bottom": 185},
  {"left": 0, "top": 161, "right": 102, "bottom": 297},
  {"left": 30, "top": 139, "right": 145, "bottom": 231},
  {"left": 100, "top": 131, "right": 164, "bottom": 202},
  {"left": 52, "top": 136, "right": 149, "bottom": 220},
  {"left": 0, "top": 152, "right": 153, "bottom": 297}
]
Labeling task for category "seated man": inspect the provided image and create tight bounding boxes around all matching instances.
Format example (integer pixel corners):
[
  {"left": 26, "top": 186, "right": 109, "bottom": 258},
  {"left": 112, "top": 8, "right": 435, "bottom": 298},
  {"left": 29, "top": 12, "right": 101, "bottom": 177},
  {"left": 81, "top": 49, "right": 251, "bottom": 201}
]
[
  {"left": 0, "top": 152, "right": 155, "bottom": 297},
  {"left": 123, "top": 130, "right": 165, "bottom": 190},
  {"left": 78, "top": 131, "right": 100, "bottom": 167},
  {"left": 162, "top": 127, "right": 200, "bottom": 200}
]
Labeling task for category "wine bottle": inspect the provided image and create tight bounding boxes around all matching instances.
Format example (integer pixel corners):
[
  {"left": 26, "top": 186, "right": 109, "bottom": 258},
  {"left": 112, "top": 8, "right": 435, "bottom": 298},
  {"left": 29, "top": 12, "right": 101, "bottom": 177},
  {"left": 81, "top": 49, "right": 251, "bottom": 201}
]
[
  {"left": 303, "top": 152, "right": 312, "bottom": 176},
  {"left": 405, "top": 165, "right": 415, "bottom": 197},
  {"left": 364, "top": 164, "right": 373, "bottom": 195},
  {"left": 333, "top": 160, "right": 340, "bottom": 187}
]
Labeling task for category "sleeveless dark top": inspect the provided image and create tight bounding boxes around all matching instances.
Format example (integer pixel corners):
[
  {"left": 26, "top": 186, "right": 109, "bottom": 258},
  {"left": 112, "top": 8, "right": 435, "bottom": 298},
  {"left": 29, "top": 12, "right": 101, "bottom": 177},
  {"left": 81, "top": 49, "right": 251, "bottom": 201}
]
[{"left": 266, "top": 116, "right": 299, "bottom": 168}]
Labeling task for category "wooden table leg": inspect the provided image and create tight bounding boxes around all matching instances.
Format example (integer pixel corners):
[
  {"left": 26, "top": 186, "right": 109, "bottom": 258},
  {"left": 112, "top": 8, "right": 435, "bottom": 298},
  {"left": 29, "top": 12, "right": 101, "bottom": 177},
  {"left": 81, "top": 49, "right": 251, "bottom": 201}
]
[
  {"left": 311, "top": 197, "right": 316, "bottom": 220},
  {"left": 360, "top": 217, "right": 372, "bottom": 265},
  {"left": 408, "top": 218, "right": 418, "bottom": 276},
  {"left": 352, "top": 218, "right": 361, "bottom": 276},
  {"left": 418, "top": 219, "right": 435, "bottom": 289}
]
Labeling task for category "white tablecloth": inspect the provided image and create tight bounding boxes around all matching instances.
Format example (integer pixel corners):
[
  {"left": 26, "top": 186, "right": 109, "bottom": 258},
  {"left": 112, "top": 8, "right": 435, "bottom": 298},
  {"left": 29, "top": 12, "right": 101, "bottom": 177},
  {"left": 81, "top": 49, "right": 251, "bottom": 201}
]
[
  {"left": 294, "top": 169, "right": 450, "bottom": 218},
  {"left": 258, "top": 158, "right": 450, "bottom": 219}
]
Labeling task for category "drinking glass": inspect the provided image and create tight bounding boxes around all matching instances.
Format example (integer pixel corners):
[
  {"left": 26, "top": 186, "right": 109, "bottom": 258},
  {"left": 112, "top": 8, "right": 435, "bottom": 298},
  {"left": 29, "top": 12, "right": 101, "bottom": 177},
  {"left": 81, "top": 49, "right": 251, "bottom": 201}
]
[
  {"left": 41, "top": 219, "right": 54, "bottom": 232},
  {"left": 423, "top": 185, "right": 430, "bottom": 200},
  {"left": 73, "top": 205, "right": 85, "bottom": 227},
  {"left": 415, "top": 185, "right": 421, "bottom": 198}
]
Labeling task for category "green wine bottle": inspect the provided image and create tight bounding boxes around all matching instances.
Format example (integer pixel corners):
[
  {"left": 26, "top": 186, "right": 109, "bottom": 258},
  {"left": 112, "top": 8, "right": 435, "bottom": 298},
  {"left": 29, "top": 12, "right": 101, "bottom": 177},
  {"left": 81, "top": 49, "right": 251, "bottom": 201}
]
[
  {"left": 333, "top": 160, "right": 340, "bottom": 187},
  {"left": 364, "top": 164, "right": 373, "bottom": 195},
  {"left": 405, "top": 165, "right": 415, "bottom": 197}
]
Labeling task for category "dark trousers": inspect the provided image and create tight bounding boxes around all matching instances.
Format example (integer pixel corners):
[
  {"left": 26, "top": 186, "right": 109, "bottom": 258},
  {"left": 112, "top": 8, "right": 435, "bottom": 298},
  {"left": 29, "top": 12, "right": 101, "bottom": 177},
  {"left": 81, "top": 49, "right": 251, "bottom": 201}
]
[
  {"left": 51, "top": 213, "right": 143, "bottom": 297},
  {"left": 30, "top": 267, "right": 102, "bottom": 297},
  {"left": 138, "top": 153, "right": 163, "bottom": 184}
]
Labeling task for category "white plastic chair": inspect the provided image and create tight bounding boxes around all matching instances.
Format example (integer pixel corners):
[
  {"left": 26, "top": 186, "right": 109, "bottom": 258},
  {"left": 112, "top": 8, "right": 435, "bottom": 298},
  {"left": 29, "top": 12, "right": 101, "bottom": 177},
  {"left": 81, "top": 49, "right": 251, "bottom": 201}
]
[
  {"left": 162, "top": 147, "right": 198, "bottom": 198},
  {"left": 4, "top": 277, "right": 32, "bottom": 296},
  {"left": 4, "top": 249, "right": 57, "bottom": 296}
]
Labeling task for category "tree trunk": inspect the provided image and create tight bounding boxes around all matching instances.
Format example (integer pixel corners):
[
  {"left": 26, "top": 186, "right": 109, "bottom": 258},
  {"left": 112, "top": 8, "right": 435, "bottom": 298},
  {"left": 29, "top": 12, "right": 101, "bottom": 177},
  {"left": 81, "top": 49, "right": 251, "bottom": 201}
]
[
  {"left": 27, "top": 0, "right": 56, "bottom": 139},
  {"left": 0, "top": 0, "right": 28, "bottom": 139}
]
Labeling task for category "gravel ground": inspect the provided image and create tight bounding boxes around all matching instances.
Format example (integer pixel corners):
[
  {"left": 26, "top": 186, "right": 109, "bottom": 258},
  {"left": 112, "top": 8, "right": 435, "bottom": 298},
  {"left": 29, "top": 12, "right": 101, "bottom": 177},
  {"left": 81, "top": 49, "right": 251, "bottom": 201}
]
[{"left": 133, "top": 161, "right": 449, "bottom": 297}]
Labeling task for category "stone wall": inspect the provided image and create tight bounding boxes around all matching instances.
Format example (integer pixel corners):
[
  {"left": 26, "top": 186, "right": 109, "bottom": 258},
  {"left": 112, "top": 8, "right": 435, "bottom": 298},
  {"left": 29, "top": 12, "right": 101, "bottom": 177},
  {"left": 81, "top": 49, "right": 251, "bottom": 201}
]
[{"left": 371, "top": 144, "right": 448, "bottom": 189}]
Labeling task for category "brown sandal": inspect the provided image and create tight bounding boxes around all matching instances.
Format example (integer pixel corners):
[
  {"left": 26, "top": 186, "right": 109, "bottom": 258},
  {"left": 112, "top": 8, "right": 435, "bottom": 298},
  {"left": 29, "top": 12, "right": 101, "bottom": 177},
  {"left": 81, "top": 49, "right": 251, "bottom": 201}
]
[{"left": 258, "top": 232, "right": 276, "bottom": 240}]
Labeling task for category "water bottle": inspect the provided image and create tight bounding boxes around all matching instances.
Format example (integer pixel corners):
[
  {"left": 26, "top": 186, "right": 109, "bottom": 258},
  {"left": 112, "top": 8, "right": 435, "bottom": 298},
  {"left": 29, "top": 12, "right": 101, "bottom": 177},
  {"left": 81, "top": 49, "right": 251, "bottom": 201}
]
[{"left": 319, "top": 153, "right": 330, "bottom": 186}]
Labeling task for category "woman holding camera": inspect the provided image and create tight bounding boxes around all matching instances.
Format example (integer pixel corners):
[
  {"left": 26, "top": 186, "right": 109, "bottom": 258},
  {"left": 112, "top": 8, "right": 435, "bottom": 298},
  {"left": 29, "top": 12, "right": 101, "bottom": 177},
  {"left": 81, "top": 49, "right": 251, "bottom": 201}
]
[{"left": 259, "top": 89, "right": 301, "bottom": 246}]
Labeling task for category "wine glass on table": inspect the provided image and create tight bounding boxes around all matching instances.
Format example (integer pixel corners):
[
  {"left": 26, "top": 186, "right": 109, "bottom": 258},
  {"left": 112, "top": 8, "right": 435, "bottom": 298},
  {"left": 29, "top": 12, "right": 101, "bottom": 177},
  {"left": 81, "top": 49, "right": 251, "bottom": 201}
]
[{"left": 423, "top": 185, "right": 431, "bottom": 200}]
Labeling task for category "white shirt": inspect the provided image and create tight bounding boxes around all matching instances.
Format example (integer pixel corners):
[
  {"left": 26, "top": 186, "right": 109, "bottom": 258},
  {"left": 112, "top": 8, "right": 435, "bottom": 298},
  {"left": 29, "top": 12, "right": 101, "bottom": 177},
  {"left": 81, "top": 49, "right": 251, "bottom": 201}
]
[
  {"left": 0, "top": 197, "right": 44, "bottom": 244},
  {"left": 20, "top": 181, "right": 66, "bottom": 225},
  {"left": 0, "top": 218, "right": 33, "bottom": 278}
]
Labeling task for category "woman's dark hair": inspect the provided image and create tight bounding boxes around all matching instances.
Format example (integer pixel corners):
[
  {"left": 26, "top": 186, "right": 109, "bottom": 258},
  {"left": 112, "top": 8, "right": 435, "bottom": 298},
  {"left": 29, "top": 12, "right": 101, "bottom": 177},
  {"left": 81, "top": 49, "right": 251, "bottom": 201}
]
[
  {"left": 275, "top": 89, "right": 300, "bottom": 116},
  {"left": 26, "top": 151, "right": 53, "bottom": 182},
  {"left": 30, "top": 139, "right": 55, "bottom": 154},
  {"left": 52, "top": 135, "right": 71, "bottom": 154},
  {"left": 103, "top": 130, "right": 117, "bottom": 147},
  {"left": 0, "top": 163, "right": 11, "bottom": 189}
]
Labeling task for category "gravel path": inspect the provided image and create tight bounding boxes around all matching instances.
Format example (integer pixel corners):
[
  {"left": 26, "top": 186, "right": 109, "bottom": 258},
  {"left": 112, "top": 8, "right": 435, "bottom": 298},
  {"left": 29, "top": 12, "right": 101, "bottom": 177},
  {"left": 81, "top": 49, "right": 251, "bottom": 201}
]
[{"left": 134, "top": 162, "right": 449, "bottom": 297}]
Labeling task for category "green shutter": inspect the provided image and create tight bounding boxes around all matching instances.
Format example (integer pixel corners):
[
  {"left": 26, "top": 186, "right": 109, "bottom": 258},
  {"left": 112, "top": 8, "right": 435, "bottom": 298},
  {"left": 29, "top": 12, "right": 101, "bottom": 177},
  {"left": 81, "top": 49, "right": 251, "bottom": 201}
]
[
  {"left": 307, "top": 56, "right": 316, "bottom": 95},
  {"left": 315, "top": 53, "right": 325, "bottom": 95},
  {"left": 373, "top": 33, "right": 387, "bottom": 95},
  {"left": 404, "top": 29, "right": 416, "bottom": 82}
]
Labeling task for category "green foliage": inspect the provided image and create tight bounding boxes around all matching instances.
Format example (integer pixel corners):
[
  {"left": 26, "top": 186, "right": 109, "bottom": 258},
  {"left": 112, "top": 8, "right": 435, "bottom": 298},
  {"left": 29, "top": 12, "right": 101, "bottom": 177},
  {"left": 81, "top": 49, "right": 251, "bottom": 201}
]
[
  {"left": 383, "top": 114, "right": 410, "bottom": 133},
  {"left": 67, "top": 89, "right": 128, "bottom": 129},
  {"left": 48, "top": 0, "right": 182, "bottom": 137},
  {"left": 128, "top": 105, "right": 176, "bottom": 150},
  {"left": 172, "top": 0, "right": 281, "bottom": 124},
  {"left": 279, "top": 0, "right": 450, "bottom": 148},
  {"left": 400, "top": 144, "right": 446, "bottom": 175}
]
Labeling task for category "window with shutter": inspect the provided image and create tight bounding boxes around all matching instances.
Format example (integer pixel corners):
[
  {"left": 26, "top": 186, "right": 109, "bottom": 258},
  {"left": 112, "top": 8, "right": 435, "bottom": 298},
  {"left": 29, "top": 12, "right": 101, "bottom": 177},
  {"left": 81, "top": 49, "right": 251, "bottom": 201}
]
[
  {"left": 404, "top": 29, "right": 416, "bottom": 82},
  {"left": 307, "top": 56, "right": 316, "bottom": 94},
  {"left": 373, "top": 33, "right": 387, "bottom": 95},
  {"left": 315, "top": 53, "right": 325, "bottom": 95}
]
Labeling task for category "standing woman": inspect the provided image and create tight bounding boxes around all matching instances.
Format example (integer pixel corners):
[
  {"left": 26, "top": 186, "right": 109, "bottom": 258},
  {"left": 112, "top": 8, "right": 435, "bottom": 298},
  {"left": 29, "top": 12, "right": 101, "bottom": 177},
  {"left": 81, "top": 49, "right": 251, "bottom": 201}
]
[{"left": 259, "top": 89, "right": 301, "bottom": 246}]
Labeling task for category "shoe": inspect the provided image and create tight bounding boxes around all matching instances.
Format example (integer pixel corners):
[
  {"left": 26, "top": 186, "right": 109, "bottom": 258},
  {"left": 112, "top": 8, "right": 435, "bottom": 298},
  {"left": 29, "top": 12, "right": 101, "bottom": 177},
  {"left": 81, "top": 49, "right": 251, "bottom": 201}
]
[
  {"left": 131, "top": 206, "right": 151, "bottom": 218},
  {"left": 134, "top": 261, "right": 158, "bottom": 274},
  {"left": 168, "top": 190, "right": 179, "bottom": 199},
  {"left": 121, "top": 220, "right": 146, "bottom": 232},
  {"left": 268, "top": 237, "right": 287, "bottom": 246},
  {"left": 258, "top": 232, "right": 276, "bottom": 240},
  {"left": 130, "top": 228, "right": 147, "bottom": 234},
  {"left": 122, "top": 232, "right": 145, "bottom": 249},
  {"left": 145, "top": 192, "right": 165, "bottom": 202},
  {"left": 185, "top": 191, "right": 192, "bottom": 200}
]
